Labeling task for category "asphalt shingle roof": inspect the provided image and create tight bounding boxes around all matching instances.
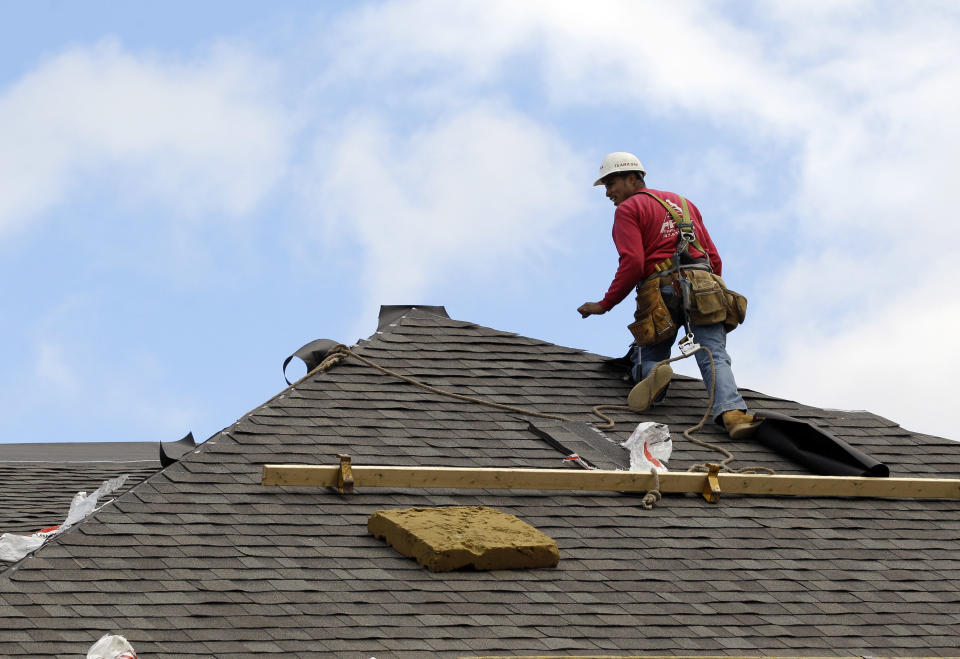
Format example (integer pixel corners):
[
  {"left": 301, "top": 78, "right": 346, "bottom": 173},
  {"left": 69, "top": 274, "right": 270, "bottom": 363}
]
[
  {"left": 1, "top": 306, "right": 958, "bottom": 657},
  {"left": 0, "top": 443, "right": 161, "bottom": 536}
]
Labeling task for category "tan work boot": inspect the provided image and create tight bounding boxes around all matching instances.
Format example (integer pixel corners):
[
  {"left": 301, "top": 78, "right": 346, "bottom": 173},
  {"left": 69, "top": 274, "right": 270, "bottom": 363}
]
[
  {"left": 722, "top": 410, "right": 761, "bottom": 439},
  {"left": 627, "top": 363, "right": 673, "bottom": 412}
]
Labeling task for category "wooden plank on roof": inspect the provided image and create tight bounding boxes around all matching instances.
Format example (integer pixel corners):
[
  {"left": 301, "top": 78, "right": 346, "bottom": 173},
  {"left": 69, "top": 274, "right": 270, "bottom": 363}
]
[
  {"left": 262, "top": 465, "right": 339, "bottom": 487},
  {"left": 261, "top": 463, "right": 960, "bottom": 500}
]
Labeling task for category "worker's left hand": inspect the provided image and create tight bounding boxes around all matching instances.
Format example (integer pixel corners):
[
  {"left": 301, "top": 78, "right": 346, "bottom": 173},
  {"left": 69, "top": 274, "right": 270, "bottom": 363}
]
[{"left": 578, "top": 302, "right": 606, "bottom": 318}]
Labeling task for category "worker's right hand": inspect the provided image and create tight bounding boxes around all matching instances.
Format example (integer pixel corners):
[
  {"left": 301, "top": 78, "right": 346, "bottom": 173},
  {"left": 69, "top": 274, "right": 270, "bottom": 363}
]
[{"left": 578, "top": 302, "right": 606, "bottom": 318}]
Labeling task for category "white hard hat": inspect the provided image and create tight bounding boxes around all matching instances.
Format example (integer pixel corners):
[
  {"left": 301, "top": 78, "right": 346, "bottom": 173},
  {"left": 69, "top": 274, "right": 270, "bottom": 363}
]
[{"left": 594, "top": 152, "right": 646, "bottom": 186}]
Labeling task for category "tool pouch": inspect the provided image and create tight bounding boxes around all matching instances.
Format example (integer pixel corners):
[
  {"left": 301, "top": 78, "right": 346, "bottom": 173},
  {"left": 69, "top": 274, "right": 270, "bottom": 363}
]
[
  {"left": 684, "top": 269, "right": 727, "bottom": 326},
  {"left": 627, "top": 276, "right": 678, "bottom": 346},
  {"left": 682, "top": 269, "right": 748, "bottom": 331},
  {"left": 723, "top": 286, "right": 748, "bottom": 332}
]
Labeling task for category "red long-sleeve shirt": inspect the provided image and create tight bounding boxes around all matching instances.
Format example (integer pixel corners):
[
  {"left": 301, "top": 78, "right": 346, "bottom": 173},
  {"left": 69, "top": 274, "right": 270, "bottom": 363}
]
[{"left": 599, "top": 188, "right": 722, "bottom": 311}]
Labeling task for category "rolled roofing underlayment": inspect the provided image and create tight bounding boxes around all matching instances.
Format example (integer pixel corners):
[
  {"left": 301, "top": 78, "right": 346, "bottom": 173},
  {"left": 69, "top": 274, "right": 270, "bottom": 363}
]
[{"left": 752, "top": 410, "right": 889, "bottom": 477}]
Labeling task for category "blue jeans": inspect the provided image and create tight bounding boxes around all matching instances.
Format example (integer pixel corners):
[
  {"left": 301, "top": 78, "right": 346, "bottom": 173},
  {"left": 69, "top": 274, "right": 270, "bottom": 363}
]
[{"left": 629, "top": 291, "right": 747, "bottom": 422}]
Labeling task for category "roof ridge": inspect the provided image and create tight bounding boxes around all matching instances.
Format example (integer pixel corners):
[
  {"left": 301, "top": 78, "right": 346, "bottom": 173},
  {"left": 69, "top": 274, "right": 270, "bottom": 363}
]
[
  {"left": 377, "top": 305, "right": 450, "bottom": 330},
  {"left": 368, "top": 306, "right": 611, "bottom": 361}
]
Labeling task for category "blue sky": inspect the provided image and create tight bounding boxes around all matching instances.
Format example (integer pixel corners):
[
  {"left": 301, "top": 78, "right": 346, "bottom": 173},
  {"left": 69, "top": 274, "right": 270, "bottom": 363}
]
[{"left": 2, "top": 0, "right": 958, "bottom": 446}]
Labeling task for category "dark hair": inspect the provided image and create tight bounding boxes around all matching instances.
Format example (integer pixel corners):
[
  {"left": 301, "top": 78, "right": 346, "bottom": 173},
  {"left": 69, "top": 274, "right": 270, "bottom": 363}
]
[{"left": 611, "top": 170, "right": 645, "bottom": 188}]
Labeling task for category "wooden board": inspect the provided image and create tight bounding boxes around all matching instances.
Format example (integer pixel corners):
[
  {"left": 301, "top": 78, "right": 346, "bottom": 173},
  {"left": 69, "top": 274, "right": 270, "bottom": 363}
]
[{"left": 261, "top": 464, "right": 960, "bottom": 500}]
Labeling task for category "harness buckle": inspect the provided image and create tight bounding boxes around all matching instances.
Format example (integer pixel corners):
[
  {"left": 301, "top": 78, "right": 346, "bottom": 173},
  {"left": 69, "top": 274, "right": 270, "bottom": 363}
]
[
  {"left": 678, "top": 333, "right": 700, "bottom": 356},
  {"left": 678, "top": 221, "right": 697, "bottom": 243}
]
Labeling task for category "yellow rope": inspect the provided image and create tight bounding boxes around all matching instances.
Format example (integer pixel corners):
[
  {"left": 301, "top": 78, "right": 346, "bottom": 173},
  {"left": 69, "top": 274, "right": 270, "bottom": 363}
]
[
  {"left": 640, "top": 468, "right": 662, "bottom": 510},
  {"left": 647, "top": 346, "right": 774, "bottom": 476},
  {"left": 319, "top": 345, "right": 571, "bottom": 423}
]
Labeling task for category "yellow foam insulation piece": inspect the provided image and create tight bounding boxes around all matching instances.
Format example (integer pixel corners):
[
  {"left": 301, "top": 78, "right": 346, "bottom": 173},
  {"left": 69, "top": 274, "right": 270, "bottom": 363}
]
[{"left": 368, "top": 506, "right": 559, "bottom": 572}]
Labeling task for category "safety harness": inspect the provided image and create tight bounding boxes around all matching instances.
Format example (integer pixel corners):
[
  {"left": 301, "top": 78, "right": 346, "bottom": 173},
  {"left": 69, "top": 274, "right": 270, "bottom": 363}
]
[
  {"left": 639, "top": 190, "right": 712, "bottom": 273},
  {"left": 636, "top": 190, "right": 711, "bottom": 354}
]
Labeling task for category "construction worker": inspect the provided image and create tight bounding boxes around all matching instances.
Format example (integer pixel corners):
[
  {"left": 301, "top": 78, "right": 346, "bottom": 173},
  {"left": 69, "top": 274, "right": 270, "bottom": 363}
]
[{"left": 577, "top": 152, "right": 758, "bottom": 439}]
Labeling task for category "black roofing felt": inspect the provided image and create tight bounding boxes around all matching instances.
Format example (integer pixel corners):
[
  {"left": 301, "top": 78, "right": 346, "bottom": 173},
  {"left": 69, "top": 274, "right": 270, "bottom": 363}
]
[{"left": 1, "top": 307, "right": 959, "bottom": 657}]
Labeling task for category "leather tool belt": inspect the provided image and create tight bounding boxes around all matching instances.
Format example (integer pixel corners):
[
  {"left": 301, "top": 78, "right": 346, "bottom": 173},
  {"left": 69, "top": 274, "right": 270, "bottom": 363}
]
[
  {"left": 629, "top": 257, "right": 747, "bottom": 346},
  {"left": 627, "top": 273, "right": 679, "bottom": 346},
  {"left": 626, "top": 192, "right": 749, "bottom": 344}
]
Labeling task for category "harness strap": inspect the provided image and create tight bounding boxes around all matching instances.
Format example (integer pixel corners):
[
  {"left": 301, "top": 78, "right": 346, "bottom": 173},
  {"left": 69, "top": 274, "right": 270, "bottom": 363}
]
[
  {"left": 636, "top": 190, "right": 713, "bottom": 333},
  {"left": 636, "top": 191, "right": 709, "bottom": 260},
  {"left": 652, "top": 258, "right": 674, "bottom": 273},
  {"left": 651, "top": 257, "right": 711, "bottom": 274}
]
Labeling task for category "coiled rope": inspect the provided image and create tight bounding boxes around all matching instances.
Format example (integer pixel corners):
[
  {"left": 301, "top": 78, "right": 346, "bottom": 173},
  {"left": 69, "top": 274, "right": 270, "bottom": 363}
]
[
  {"left": 640, "top": 468, "right": 662, "bottom": 510},
  {"left": 587, "top": 344, "right": 773, "bottom": 506}
]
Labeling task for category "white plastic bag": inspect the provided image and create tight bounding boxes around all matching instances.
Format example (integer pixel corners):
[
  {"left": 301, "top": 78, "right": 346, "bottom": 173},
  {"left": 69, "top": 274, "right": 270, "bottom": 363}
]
[
  {"left": 0, "top": 525, "right": 61, "bottom": 562},
  {"left": 87, "top": 633, "right": 137, "bottom": 659},
  {"left": 64, "top": 475, "right": 129, "bottom": 527},
  {"left": 0, "top": 475, "right": 129, "bottom": 563},
  {"left": 0, "top": 533, "right": 46, "bottom": 562},
  {"left": 623, "top": 422, "right": 672, "bottom": 473}
]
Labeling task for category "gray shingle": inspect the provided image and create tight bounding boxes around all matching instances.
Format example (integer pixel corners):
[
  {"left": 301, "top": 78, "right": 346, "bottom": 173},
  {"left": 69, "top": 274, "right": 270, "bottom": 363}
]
[{"left": 2, "top": 306, "right": 960, "bottom": 656}]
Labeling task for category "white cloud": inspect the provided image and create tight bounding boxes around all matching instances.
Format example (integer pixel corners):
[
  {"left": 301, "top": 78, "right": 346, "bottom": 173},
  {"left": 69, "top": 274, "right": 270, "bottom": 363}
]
[
  {"left": 320, "top": 1, "right": 533, "bottom": 86},
  {"left": 0, "top": 39, "right": 291, "bottom": 234},
  {"left": 307, "top": 105, "right": 587, "bottom": 308},
  {"left": 740, "top": 6, "right": 960, "bottom": 439},
  {"left": 316, "top": 1, "right": 960, "bottom": 437},
  {"left": 325, "top": 1, "right": 821, "bottom": 130},
  {"left": 34, "top": 342, "right": 80, "bottom": 395},
  {"left": 4, "top": 2, "right": 956, "bottom": 442},
  {"left": 0, "top": 294, "right": 196, "bottom": 442},
  {"left": 22, "top": 333, "right": 198, "bottom": 442},
  {"left": 740, "top": 261, "right": 959, "bottom": 440}
]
